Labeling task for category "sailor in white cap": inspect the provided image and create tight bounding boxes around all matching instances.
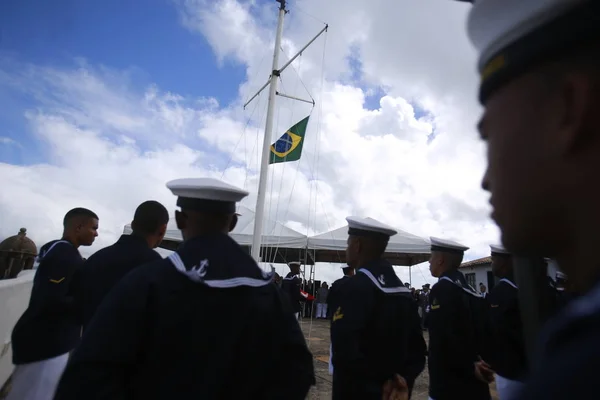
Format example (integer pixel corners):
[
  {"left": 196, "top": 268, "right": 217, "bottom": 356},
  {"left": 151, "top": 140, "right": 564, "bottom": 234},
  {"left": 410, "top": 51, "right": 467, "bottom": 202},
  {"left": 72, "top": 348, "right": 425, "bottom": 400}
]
[
  {"left": 482, "top": 245, "right": 526, "bottom": 400},
  {"left": 281, "top": 261, "right": 304, "bottom": 320},
  {"left": 326, "top": 263, "right": 356, "bottom": 375},
  {"left": 427, "top": 237, "right": 492, "bottom": 400},
  {"left": 330, "top": 217, "right": 425, "bottom": 400},
  {"left": 55, "top": 178, "right": 315, "bottom": 399},
  {"left": 464, "top": 0, "right": 600, "bottom": 397}
]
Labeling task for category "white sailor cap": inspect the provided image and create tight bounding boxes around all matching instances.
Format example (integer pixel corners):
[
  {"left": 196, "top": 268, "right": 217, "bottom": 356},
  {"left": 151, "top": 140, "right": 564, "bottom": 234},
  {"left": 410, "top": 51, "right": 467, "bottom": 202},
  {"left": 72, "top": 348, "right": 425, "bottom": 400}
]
[
  {"left": 288, "top": 261, "right": 302, "bottom": 267},
  {"left": 166, "top": 178, "right": 249, "bottom": 214},
  {"left": 346, "top": 216, "right": 398, "bottom": 239},
  {"left": 490, "top": 244, "right": 510, "bottom": 256},
  {"left": 430, "top": 237, "right": 469, "bottom": 255},
  {"left": 466, "top": 0, "right": 600, "bottom": 103},
  {"left": 556, "top": 271, "right": 568, "bottom": 280}
]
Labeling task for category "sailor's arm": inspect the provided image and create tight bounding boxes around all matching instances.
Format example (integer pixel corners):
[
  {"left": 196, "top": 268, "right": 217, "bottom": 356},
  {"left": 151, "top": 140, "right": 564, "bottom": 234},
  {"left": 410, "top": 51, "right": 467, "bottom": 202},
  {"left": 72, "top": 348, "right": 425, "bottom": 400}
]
[
  {"left": 429, "top": 284, "right": 479, "bottom": 376},
  {"left": 330, "top": 279, "right": 374, "bottom": 375},
  {"left": 38, "top": 247, "right": 83, "bottom": 314},
  {"left": 54, "top": 265, "right": 152, "bottom": 400}
]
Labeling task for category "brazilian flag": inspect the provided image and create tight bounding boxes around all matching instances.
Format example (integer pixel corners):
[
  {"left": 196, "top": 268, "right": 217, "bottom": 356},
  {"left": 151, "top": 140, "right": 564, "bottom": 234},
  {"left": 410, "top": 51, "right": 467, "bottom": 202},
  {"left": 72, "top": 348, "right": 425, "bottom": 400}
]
[{"left": 269, "top": 116, "right": 310, "bottom": 164}]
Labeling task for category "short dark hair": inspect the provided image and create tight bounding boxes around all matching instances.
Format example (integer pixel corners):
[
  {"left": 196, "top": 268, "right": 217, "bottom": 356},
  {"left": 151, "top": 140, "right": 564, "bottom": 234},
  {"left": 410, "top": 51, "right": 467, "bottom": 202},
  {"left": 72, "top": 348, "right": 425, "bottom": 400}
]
[
  {"left": 131, "top": 201, "right": 169, "bottom": 235},
  {"left": 63, "top": 208, "right": 99, "bottom": 227}
]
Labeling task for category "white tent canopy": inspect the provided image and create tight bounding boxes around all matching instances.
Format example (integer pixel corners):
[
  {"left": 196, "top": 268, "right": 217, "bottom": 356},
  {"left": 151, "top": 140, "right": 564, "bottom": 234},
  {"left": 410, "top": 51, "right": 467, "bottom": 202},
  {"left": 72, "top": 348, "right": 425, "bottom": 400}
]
[
  {"left": 123, "top": 205, "right": 308, "bottom": 249},
  {"left": 308, "top": 219, "right": 431, "bottom": 254}
]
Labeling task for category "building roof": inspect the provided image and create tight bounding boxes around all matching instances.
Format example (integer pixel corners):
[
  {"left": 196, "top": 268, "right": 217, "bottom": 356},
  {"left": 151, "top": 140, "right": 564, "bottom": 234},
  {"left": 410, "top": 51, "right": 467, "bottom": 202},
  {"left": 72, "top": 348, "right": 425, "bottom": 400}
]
[{"left": 459, "top": 256, "right": 491, "bottom": 269}]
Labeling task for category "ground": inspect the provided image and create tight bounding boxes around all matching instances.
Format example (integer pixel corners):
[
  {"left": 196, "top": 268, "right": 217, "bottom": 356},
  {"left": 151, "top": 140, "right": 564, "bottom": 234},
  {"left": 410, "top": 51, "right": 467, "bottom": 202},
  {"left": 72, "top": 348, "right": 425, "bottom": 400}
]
[
  {"left": 301, "top": 318, "right": 499, "bottom": 400},
  {"left": 0, "top": 318, "right": 499, "bottom": 400}
]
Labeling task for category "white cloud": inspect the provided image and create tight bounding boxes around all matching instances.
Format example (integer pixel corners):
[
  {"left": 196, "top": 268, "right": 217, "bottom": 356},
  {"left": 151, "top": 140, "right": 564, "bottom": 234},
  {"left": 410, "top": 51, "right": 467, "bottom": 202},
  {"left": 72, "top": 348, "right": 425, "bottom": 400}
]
[{"left": 0, "top": 0, "right": 499, "bottom": 289}]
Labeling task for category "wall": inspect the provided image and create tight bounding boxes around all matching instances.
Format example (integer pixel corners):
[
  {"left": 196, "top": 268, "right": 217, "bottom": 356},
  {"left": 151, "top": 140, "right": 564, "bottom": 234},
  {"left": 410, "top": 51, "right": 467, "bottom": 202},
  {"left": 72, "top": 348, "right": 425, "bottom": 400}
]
[
  {"left": 0, "top": 270, "right": 34, "bottom": 389},
  {"left": 460, "top": 263, "right": 494, "bottom": 291}
]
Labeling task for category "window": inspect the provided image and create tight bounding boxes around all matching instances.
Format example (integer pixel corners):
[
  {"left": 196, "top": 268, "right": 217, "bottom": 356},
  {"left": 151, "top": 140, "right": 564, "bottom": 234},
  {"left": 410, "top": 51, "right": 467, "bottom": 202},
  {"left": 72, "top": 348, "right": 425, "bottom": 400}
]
[{"left": 465, "top": 273, "right": 476, "bottom": 289}]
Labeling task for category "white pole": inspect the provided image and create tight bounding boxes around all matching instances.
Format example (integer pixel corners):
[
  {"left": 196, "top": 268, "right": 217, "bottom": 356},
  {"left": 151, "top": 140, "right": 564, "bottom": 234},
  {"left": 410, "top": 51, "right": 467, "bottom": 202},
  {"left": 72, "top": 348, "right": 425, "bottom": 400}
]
[{"left": 251, "top": 0, "right": 286, "bottom": 262}]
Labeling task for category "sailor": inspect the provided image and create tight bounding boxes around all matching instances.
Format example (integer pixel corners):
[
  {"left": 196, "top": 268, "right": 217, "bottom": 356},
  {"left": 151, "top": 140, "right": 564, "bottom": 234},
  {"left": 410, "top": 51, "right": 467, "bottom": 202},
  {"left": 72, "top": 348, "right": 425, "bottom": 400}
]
[
  {"left": 426, "top": 237, "right": 491, "bottom": 400},
  {"left": 326, "top": 263, "right": 355, "bottom": 375},
  {"left": 71, "top": 200, "right": 168, "bottom": 333},
  {"left": 8, "top": 208, "right": 99, "bottom": 400},
  {"left": 330, "top": 216, "right": 426, "bottom": 399},
  {"left": 281, "top": 261, "right": 304, "bottom": 320},
  {"left": 467, "top": 0, "right": 600, "bottom": 397},
  {"left": 54, "top": 178, "right": 315, "bottom": 399},
  {"left": 418, "top": 283, "right": 430, "bottom": 330},
  {"left": 482, "top": 244, "right": 526, "bottom": 400}
]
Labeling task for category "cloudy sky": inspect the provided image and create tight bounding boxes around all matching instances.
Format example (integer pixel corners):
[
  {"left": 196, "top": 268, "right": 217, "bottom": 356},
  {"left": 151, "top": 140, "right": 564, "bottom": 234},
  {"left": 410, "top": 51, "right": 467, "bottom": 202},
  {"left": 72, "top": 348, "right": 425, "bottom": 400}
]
[{"left": 0, "top": 0, "right": 498, "bottom": 288}]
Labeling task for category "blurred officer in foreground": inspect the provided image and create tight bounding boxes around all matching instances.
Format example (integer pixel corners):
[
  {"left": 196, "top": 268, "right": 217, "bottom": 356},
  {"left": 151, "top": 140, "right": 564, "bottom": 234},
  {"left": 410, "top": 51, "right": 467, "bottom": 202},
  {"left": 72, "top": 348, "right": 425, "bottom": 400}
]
[
  {"left": 427, "top": 237, "right": 491, "bottom": 400},
  {"left": 54, "top": 178, "right": 315, "bottom": 399},
  {"left": 467, "top": 0, "right": 600, "bottom": 397},
  {"left": 331, "top": 216, "right": 425, "bottom": 399},
  {"left": 9, "top": 208, "right": 98, "bottom": 400},
  {"left": 73, "top": 200, "right": 168, "bottom": 333},
  {"left": 483, "top": 244, "right": 526, "bottom": 399}
]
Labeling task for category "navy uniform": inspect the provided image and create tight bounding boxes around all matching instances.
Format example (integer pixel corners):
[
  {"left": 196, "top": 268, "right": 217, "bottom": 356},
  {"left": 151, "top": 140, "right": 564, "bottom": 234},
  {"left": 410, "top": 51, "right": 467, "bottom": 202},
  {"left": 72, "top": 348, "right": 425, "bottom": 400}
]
[
  {"left": 427, "top": 237, "right": 490, "bottom": 400},
  {"left": 326, "top": 264, "right": 354, "bottom": 375},
  {"left": 483, "top": 245, "right": 526, "bottom": 400},
  {"left": 281, "top": 261, "right": 304, "bottom": 319},
  {"left": 54, "top": 178, "right": 315, "bottom": 399},
  {"left": 72, "top": 234, "right": 162, "bottom": 332},
  {"left": 465, "top": 1, "right": 600, "bottom": 398},
  {"left": 11, "top": 240, "right": 83, "bottom": 366},
  {"left": 327, "top": 265, "right": 353, "bottom": 321},
  {"left": 331, "top": 217, "right": 426, "bottom": 399}
]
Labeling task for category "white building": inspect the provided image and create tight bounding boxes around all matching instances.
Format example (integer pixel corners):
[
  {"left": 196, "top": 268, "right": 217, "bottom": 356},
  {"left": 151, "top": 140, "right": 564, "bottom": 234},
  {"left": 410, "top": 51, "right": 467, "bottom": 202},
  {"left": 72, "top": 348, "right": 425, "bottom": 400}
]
[{"left": 459, "top": 257, "right": 561, "bottom": 293}]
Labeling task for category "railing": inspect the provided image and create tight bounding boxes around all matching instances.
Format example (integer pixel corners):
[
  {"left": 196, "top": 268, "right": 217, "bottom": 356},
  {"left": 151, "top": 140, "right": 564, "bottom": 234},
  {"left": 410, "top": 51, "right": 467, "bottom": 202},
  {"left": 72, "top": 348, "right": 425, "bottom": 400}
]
[{"left": 0, "top": 271, "right": 34, "bottom": 389}]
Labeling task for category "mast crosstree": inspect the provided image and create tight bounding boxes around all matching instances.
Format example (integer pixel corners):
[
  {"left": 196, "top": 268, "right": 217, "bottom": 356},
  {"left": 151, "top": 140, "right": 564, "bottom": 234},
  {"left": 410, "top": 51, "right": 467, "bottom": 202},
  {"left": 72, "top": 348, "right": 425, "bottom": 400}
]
[{"left": 244, "top": 0, "right": 327, "bottom": 262}]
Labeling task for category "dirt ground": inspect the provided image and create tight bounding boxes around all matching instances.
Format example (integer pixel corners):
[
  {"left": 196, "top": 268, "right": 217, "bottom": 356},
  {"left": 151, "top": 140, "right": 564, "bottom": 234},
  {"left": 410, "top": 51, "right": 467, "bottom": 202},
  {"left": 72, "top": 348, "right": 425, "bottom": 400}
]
[{"left": 300, "top": 318, "right": 498, "bottom": 400}]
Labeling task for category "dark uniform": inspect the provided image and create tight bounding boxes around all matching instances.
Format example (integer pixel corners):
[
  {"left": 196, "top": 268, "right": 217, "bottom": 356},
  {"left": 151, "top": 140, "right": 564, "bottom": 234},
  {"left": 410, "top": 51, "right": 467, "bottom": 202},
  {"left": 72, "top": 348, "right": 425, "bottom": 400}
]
[
  {"left": 54, "top": 232, "right": 315, "bottom": 399},
  {"left": 331, "top": 258, "right": 426, "bottom": 399},
  {"left": 12, "top": 239, "right": 83, "bottom": 365},
  {"left": 485, "top": 278, "right": 527, "bottom": 382},
  {"left": 427, "top": 269, "right": 490, "bottom": 400},
  {"left": 71, "top": 234, "right": 162, "bottom": 332},
  {"left": 327, "top": 275, "right": 350, "bottom": 320},
  {"left": 281, "top": 271, "right": 303, "bottom": 315}
]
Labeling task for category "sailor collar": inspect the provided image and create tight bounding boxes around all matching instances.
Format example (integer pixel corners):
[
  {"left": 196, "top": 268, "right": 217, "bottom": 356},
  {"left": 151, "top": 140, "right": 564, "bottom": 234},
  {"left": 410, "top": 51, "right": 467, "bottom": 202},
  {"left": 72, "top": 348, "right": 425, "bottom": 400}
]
[
  {"left": 439, "top": 270, "right": 482, "bottom": 298},
  {"left": 358, "top": 259, "right": 410, "bottom": 294},
  {"left": 167, "top": 233, "right": 273, "bottom": 288}
]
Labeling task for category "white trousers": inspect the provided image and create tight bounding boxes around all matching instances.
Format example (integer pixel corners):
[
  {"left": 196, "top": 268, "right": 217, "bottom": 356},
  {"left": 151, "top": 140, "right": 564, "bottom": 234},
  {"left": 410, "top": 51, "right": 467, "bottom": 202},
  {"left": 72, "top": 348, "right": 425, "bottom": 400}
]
[
  {"left": 316, "top": 303, "right": 328, "bottom": 318},
  {"left": 7, "top": 353, "right": 69, "bottom": 400},
  {"left": 495, "top": 374, "right": 525, "bottom": 400},
  {"left": 328, "top": 344, "right": 334, "bottom": 375}
]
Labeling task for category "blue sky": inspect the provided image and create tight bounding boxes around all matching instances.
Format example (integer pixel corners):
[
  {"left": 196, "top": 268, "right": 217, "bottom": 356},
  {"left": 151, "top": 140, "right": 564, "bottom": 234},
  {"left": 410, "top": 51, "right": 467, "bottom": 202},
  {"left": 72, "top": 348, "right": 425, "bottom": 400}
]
[
  {"left": 0, "top": 0, "right": 247, "bottom": 165},
  {"left": 0, "top": 0, "right": 437, "bottom": 165}
]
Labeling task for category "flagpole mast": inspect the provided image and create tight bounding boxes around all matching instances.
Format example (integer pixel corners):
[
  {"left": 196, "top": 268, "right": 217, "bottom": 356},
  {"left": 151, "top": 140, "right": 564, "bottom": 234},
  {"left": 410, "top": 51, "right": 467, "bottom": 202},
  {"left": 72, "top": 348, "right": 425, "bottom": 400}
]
[{"left": 251, "top": 0, "right": 287, "bottom": 262}]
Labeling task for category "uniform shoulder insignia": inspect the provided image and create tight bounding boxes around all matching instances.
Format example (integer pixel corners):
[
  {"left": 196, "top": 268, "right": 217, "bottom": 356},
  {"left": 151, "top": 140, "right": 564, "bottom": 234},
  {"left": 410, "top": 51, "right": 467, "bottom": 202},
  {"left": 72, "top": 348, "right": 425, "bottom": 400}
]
[
  {"left": 491, "top": 304, "right": 499, "bottom": 308},
  {"left": 455, "top": 279, "right": 463, "bottom": 287},
  {"left": 333, "top": 306, "right": 344, "bottom": 322},
  {"left": 49, "top": 277, "right": 65, "bottom": 284},
  {"left": 378, "top": 274, "right": 385, "bottom": 285},
  {"left": 431, "top": 297, "right": 440, "bottom": 310}
]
